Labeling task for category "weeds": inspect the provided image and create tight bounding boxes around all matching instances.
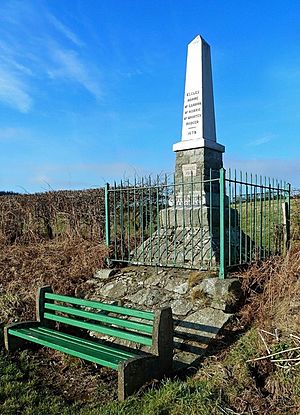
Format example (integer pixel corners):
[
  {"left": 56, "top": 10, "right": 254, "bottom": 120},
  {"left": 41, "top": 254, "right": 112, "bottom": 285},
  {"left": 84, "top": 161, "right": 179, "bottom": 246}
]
[
  {"left": 240, "top": 249, "right": 300, "bottom": 335},
  {"left": 0, "top": 191, "right": 299, "bottom": 414}
]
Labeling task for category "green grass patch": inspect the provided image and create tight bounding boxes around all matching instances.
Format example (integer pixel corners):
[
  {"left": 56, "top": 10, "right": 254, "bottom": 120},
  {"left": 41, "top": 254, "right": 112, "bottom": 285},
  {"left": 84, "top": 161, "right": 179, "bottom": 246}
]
[{"left": 1, "top": 327, "right": 299, "bottom": 414}]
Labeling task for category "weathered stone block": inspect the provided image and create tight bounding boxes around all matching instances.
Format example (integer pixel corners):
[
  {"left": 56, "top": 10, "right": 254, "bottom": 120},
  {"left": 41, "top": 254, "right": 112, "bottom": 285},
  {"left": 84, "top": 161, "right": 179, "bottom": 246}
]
[
  {"left": 199, "top": 277, "right": 242, "bottom": 312},
  {"left": 94, "top": 269, "right": 117, "bottom": 280},
  {"left": 102, "top": 280, "right": 127, "bottom": 299},
  {"left": 170, "top": 298, "right": 192, "bottom": 316},
  {"left": 159, "top": 206, "right": 220, "bottom": 228},
  {"left": 173, "top": 307, "right": 232, "bottom": 364}
]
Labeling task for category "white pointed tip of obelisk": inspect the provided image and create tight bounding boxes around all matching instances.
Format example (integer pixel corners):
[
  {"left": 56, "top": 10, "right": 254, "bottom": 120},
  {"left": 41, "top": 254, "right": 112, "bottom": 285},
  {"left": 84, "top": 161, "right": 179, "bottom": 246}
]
[
  {"left": 189, "top": 35, "right": 208, "bottom": 46},
  {"left": 190, "top": 35, "right": 201, "bottom": 43}
]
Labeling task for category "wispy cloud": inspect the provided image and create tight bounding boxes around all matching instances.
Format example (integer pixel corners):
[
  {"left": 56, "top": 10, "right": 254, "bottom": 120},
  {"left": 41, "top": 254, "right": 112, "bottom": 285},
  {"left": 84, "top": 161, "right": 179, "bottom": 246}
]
[
  {"left": 47, "top": 13, "right": 85, "bottom": 47},
  {"left": 225, "top": 157, "right": 300, "bottom": 186},
  {"left": 0, "top": 0, "right": 101, "bottom": 112},
  {"left": 270, "top": 63, "right": 300, "bottom": 83},
  {"left": 48, "top": 47, "right": 102, "bottom": 99},
  {"left": 31, "top": 162, "right": 151, "bottom": 191},
  {"left": 0, "top": 127, "right": 28, "bottom": 141},
  {"left": 247, "top": 134, "right": 274, "bottom": 147},
  {"left": 0, "top": 67, "right": 32, "bottom": 112}
]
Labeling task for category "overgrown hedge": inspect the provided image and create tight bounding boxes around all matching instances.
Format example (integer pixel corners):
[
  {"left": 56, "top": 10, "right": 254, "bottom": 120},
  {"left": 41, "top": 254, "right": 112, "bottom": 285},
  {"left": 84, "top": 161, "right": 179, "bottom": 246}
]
[{"left": 0, "top": 189, "right": 105, "bottom": 244}]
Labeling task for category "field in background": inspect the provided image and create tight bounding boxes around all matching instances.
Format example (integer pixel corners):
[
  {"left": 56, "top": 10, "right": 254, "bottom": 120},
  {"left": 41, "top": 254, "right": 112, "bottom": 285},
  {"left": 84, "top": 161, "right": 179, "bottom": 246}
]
[{"left": 0, "top": 189, "right": 299, "bottom": 414}]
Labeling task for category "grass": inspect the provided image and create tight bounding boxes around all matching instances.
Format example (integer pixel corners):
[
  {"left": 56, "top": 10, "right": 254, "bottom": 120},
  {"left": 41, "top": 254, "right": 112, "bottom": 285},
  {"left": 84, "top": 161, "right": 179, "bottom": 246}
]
[
  {"left": 0, "top": 195, "right": 299, "bottom": 414},
  {"left": 1, "top": 326, "right": 298, "bottom": 414}
]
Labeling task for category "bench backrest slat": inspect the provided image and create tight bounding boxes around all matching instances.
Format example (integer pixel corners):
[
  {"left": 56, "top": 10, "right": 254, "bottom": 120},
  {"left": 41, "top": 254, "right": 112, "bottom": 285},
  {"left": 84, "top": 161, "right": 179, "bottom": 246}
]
[
  {"left": 36, "top": 286, "right": 173, "bottom": 358},
  {"left": 44, "top": 312, "right": 153, "bottom": 346},
  {"left": 44, "top": 303, "right": 153, "bottom": 334},
  {"left": 45, "top": 293, "right": 154, "bottom": 321}
]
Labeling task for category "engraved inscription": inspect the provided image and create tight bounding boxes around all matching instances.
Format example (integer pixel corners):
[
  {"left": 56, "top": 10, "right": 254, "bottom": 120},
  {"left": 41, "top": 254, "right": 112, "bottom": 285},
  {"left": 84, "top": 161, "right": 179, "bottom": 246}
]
[
  {"left": 169, "top": 191, "right": 203, "bottom": 207},
  {"left": 183, "top": 89, "right": 202, "bottom": 136}
]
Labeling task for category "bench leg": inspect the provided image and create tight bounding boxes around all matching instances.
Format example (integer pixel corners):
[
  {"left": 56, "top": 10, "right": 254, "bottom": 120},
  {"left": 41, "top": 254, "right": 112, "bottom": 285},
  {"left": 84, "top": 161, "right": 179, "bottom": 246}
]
[
  {"left": 4, "top": 321, "right": 40, "bottom": 352},
  {"left": 118, "top": 355, "right": 171, "bottom": 401}
]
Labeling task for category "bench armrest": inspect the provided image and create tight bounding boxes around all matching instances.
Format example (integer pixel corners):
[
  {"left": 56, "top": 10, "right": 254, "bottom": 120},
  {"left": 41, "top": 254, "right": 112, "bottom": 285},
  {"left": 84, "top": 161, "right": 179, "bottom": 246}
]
[
  {"left": 4, "top": 321, "right": 41, "bottom": 351},
  {"left": 151, "top": 307, "right": 173, "bottom": 367}
]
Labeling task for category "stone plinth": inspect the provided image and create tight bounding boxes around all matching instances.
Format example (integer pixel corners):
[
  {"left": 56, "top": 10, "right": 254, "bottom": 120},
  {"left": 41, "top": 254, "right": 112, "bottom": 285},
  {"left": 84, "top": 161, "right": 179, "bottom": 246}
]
[
  {"left": 132, "top": 228, "right": 220, "bottom": 268},
  {"left": 159, "top": 206, "right": 220, "bottom": 228}
]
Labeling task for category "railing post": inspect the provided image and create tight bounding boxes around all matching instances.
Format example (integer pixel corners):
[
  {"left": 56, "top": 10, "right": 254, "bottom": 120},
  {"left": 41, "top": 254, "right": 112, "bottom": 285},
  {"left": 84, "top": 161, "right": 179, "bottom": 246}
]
[
  {"left": 105, "top": 183, "right": 111, "bottom": 247},
  {"left": 283, "top": 183, "right": 291, "bottom": 254},
  {"left": 219, "top": 168, "right": 226, "bottom": 279},
  {"left": 287, "top": 183, "right": 291, "bottom": 249}
]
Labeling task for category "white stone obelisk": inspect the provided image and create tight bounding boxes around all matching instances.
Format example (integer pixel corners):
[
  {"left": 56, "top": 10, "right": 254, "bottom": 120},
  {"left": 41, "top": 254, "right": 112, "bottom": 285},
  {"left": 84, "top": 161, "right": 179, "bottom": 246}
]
[{"left": 173, "top": 35, "right": 224, "bottom": 154}]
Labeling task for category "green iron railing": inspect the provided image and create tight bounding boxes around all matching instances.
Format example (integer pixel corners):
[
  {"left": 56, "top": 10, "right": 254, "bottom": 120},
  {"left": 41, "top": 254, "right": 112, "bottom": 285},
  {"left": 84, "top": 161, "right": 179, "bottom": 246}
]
[
  {"left": 224, "top": 169, "right": 290, "bottom": 270},
  {"left": 105, "top": 168, "right": 291, "bottom": 278}
]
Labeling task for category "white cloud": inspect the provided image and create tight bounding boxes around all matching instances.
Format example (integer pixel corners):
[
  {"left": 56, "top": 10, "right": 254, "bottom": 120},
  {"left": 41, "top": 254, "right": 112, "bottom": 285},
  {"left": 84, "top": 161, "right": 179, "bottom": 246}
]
[
  {"left": 270, "top": 64, "right": 300, "bottom": 83},
  {"left": 0, "top": 1, "right": 102, "bottom": 112},
  {"left": 31, "top": 161, "right": 152, "bottom": 190},
  {"left": 76, "top": 162, "right": 151, "bottom": 179},
  {"left": 0, "top": 67, "right": 32, "bottom": 112},
  {"left": 247, "top": 135, "right": 273, "bottom": 146},
  {"left": 48, "top": 47, "right": 102, "bottom": 99},
  {"left": 47, "top": 14, "right": 85, "bottom": 47}
]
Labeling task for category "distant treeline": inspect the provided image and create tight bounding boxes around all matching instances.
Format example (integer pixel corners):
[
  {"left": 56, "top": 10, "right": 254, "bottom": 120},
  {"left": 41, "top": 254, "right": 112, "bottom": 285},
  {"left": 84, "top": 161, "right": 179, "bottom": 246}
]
[{"left": 0, "top": 191, "right": 20, "bottom": 196}]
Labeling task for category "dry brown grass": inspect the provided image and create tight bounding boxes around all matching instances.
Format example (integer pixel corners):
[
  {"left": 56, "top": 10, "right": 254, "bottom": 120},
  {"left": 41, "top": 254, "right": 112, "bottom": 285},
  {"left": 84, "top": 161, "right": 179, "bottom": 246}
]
[
  {"left": 0, "top": 238, "right": 108, "bottom": 323},
  {"left": 0, "top": 189, "right": 105, "bottom": 245},
  {"left": 239, "top": 248, "right": 300, "bottom": 336}
]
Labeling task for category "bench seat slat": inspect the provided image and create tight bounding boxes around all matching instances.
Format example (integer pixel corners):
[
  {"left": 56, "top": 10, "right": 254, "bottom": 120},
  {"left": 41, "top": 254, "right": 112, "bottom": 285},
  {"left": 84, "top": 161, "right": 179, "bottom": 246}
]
[
  {"left": 44, "top": 303, "right": 153, "bottom": 334},
  {"left": 44, "top": 313, "right": 153, "bottom": 346},
  {"left": 45, "top": 293, "right": 154, "bottom": 321},
  {"left": 32, "top": 327, "right": 137, "bottom": 359},
  {"left": 8, "top": 327, "right": 135, "bottom": 369}
]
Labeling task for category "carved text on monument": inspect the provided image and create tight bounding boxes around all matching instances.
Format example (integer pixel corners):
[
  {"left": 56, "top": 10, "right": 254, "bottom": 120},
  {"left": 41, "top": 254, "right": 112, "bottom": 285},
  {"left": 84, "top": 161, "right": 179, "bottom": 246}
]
[
  {"left": 169, "top": 191, "right": 204, "bottom": 207},
  {"left": 183, "top": 89, "right": 202, "bottom": 136}
]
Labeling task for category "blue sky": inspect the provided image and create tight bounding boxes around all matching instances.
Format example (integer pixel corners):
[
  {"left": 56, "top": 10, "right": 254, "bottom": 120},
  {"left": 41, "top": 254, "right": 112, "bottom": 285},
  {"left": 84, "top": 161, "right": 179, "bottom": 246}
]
[{"left": 1, "top": 0, "right": 300, "bottom": 192}]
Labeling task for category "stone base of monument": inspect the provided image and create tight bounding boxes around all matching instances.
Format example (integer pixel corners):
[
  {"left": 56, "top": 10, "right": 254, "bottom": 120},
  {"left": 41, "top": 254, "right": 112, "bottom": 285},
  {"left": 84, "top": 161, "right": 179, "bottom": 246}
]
[
  {"left": 131, "top": 226, "right": 220, "bottom": 269},
  {"left": 130, "top": 202, "right": 228, "bottom": 269},
  {"left": 130, "top": 211, "right": 250, "bottom": 270},
  {"left": 159, "top": 206, "right": 220, "bottom": 228},
  {"left": 129, "top": 199, "right": 252, "bottom": 269},
  {"left": 87, "top": 266, "right": 242, "bottom": 370}
]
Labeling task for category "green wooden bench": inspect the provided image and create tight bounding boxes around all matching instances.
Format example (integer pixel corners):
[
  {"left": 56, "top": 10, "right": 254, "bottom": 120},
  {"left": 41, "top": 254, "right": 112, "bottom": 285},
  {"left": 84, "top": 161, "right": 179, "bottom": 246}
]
[{"left": 4, "top": 286, "right": 173, "bottom": 400}]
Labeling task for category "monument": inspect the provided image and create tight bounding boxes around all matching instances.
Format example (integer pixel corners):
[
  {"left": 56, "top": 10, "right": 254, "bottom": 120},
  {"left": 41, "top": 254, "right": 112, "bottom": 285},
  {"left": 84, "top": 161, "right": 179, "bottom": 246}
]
[
  {"left": 162, "top": 35, "right": 225, "bottom": 267},
  {"left": 134, "top": 35, "right": 227, "bottom": 268}
]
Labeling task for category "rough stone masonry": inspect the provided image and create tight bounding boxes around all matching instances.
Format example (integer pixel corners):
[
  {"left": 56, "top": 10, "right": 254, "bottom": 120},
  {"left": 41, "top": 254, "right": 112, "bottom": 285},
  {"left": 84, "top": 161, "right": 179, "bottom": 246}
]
[{"left": 86, "top": 266, "right": 242, "bottom": 368}]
